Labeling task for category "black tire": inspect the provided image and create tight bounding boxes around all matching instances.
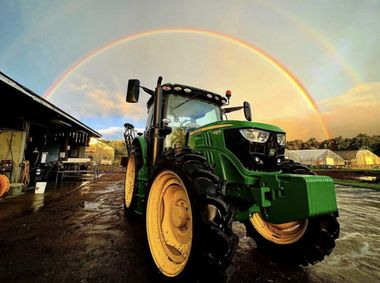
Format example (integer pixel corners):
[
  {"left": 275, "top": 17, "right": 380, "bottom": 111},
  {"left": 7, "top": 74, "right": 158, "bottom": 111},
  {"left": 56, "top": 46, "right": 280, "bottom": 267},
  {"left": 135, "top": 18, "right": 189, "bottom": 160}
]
[
  {"left": 123, "top": 148, "right": 143, "bottom": 217},
  {"left": 146, "top": 150, "right": 238, "bottom": 282},
  {"left": 281, "top": 160, "right": 315, "bottom": 175},
  {"left": 245, "top": 162, "right": 340, "bottom": 266}
]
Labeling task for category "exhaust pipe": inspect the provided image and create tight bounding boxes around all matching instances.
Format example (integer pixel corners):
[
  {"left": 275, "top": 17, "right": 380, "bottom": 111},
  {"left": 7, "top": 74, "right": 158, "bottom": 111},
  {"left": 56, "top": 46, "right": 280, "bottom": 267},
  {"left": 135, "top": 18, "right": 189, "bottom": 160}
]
[{"left": 150, "top": 76, "right": 163, "bottom": 167}]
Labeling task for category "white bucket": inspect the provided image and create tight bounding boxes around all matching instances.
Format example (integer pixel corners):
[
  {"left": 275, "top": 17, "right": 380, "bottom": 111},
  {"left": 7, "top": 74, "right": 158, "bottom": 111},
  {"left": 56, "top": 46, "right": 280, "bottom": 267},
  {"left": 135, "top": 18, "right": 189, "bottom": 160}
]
[{"left": 35, "top": 182, "right": 47, "bottom": 194}]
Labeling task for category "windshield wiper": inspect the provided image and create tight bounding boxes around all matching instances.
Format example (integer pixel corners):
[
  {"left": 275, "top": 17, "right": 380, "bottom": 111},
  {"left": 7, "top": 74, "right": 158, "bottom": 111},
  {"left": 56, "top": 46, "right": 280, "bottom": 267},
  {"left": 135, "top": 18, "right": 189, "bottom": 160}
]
[{"left": 172, "top": 93, "right": 201, "bottom": 111}]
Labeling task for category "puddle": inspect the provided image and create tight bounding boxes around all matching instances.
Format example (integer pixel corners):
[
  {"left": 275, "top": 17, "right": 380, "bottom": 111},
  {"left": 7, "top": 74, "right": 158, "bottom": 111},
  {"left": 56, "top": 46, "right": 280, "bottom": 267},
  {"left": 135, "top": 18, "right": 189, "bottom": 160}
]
[
  {"left": 355, "top": 176, "right": 377, "bottom": 182},
  {"left": 83, "top": 201, "right": 100, "bottom": 210}
]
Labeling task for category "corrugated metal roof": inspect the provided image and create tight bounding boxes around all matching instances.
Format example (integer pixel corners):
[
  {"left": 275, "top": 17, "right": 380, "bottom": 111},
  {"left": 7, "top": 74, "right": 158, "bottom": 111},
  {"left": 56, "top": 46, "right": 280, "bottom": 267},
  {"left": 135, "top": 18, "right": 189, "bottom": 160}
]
[{"left": 0, "top": 71, "right": 101, "bottom": 137}]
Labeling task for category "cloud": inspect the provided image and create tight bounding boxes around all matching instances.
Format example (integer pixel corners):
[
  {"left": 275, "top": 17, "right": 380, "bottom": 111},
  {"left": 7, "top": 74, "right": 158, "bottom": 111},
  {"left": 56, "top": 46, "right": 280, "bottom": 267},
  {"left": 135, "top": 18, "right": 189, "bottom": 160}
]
[
  {"left": 48, "top": 35, "right": 378, "bottom": 142},
  {"left": 96, "top": 126, "right": 145, "bottom": 140},
  {"left": 48, "top": 36, "right": 330, "bottom": 141},
  {"left": 269, "top": 82, "right": 380, "bottom": 141},
  {"left": 320, "top": 82, "right": 380, "bottom": 137},
  {"left": 266, "top": 113, "right": 325, "bottom": 141},
  {"left": 96, "top": 126, "right": 124, "bottom": 140},
  {"left": 52, "top": 74, "right": 147, "bottom": 121}
]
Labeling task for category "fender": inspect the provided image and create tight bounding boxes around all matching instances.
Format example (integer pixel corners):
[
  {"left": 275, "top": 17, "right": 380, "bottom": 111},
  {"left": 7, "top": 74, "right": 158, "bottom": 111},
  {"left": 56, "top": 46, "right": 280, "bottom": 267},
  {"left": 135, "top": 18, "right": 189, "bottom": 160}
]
[{"left": 133, "top": 135, "right": 149, "bottom": 214}]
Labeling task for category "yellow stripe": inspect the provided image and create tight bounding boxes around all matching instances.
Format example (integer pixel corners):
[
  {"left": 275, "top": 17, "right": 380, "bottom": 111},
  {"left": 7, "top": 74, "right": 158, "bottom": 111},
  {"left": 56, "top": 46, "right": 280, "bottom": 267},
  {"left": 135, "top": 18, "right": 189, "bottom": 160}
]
[{"left": 189, "top": 124, "right": 234, "bottom": 136}]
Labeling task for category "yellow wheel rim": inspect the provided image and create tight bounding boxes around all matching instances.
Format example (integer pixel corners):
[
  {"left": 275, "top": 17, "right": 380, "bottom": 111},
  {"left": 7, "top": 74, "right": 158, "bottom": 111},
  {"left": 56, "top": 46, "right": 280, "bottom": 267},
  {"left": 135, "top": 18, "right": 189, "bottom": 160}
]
[
  {"left": 250, "top": 213, "right": 308, "bottom": 245},
  {"left": 146, "top": 170, "right": 192, "bottom": 277},
  {"left": 124, "top": 154, "right": 136, "bottom": 208}
]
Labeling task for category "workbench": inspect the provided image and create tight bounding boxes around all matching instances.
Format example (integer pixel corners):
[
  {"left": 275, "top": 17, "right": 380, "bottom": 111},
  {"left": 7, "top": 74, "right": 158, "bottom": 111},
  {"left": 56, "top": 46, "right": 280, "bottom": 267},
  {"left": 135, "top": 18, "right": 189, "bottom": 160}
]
[{"left": 55, "top": 158, "right": 100, "bottom": 183}]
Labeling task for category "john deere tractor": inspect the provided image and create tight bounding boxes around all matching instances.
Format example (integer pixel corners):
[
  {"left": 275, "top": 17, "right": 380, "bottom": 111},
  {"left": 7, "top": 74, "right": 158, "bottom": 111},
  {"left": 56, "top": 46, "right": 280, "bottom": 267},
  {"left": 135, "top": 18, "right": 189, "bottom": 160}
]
[{"left": 123, "top": 77, "right": 339, "bottom": 281}]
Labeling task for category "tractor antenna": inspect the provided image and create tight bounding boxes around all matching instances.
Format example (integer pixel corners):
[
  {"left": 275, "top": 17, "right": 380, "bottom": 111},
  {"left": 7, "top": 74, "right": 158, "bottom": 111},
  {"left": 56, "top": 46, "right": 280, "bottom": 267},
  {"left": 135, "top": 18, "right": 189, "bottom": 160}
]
[{"left": 157, "top": 76, "right": 163, "bottom": 86}]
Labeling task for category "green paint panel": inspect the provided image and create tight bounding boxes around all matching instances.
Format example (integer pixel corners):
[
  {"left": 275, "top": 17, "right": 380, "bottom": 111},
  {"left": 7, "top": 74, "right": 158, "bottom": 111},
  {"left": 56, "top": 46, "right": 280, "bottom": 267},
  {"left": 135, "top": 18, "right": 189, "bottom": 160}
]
[
  {"left": 135, "top": 118, "right": 338, "bottom": 221},
  {"left": 189, "top": 121, "right": 338, "bottom": 224},
  {"left": 135, "top": 135, "right": 148, "bottom": 215}
]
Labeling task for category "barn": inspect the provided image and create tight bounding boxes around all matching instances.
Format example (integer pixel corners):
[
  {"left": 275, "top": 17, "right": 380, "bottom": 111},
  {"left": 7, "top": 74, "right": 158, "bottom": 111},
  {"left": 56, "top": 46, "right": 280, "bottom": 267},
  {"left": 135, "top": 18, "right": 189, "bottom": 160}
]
[{"left": 0, "top": 71, "right": 100, "bottom": 196}]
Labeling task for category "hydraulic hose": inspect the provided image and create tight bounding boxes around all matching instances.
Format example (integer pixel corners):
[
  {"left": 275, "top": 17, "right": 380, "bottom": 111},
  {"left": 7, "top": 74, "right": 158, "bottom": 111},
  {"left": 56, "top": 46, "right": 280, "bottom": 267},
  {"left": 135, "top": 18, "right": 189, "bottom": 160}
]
[{"left": 20, "top": 160, "right": 30, "bottom": 187}]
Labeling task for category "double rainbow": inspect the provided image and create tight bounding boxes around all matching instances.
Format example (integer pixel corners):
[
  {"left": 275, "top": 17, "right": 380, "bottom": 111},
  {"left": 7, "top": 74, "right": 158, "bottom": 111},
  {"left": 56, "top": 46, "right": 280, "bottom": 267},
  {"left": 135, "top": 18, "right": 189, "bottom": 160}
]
[{"left": 43, "top": 28, "right": 331, "bottom": 139}]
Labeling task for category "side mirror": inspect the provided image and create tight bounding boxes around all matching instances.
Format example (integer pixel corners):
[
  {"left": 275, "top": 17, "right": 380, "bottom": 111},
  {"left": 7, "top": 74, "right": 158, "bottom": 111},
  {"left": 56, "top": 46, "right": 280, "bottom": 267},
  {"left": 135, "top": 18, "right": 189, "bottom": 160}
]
[
  {"left": 126, "top": 79, "right": 140, "bottom": 103},
  {"left": 243, "top": 101, "right": 252, "bottom": 121}
]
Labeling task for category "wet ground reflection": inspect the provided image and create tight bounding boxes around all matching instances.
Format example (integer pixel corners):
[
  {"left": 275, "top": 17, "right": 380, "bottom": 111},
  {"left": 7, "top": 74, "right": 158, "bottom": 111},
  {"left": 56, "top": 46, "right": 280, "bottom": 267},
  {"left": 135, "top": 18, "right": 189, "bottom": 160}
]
[
  {"left": 0, "top": 177, "right": 379, "bottom": 282},
  {"left": 0, "top": 180, "right": 87, "bottom": 222}
]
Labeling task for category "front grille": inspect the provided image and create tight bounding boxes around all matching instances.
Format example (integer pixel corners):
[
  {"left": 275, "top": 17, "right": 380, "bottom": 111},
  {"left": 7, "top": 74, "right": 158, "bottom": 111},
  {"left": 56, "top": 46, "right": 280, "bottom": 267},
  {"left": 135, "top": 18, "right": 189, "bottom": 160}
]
[{"left": 224, "top": 128, "right": 285, "bottom": 171}]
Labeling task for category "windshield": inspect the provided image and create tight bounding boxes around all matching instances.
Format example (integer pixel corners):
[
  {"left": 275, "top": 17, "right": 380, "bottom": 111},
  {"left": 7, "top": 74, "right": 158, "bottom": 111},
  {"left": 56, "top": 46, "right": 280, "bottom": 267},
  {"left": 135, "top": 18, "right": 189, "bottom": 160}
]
[
  {"left": 166, "top": 94, "right": 221, "bottom": 128},
  {"left": 164, "top": 94, "right": 221, "bottom": 148}
]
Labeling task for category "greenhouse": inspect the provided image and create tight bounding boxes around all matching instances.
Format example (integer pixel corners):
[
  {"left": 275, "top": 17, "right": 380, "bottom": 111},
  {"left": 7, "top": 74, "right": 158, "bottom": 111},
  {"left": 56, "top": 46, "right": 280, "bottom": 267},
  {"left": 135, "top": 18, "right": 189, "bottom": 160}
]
[
  {"left": 286, "top": 149, "right": 345, "bottom": 167},
  {"left": 284, "top": 150, "right": 302, "bottom": 163},
  {"left": 335, "top": 150, "right": 380, "bottom": 168}
]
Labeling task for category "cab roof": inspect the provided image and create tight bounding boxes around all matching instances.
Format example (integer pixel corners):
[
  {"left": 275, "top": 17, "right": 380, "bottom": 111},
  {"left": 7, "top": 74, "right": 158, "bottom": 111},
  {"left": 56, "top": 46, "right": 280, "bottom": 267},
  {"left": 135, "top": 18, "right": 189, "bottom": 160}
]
[{"left": 147, "top": 83, "right": 227, "bottom": 108}]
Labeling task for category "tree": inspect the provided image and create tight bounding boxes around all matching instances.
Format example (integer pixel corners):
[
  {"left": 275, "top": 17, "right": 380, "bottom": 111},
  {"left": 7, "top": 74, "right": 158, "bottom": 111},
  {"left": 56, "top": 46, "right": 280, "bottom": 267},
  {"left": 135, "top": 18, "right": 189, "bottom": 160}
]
[
  {"left": 286, "top": 134, "right": 380, "bottom": 155},
  {"left": 286, "top": 139, "right": 304, "bottom": 150},
  {"left": 304, "top": 138, "right": 320, "bottom": 149},
  {"left": 372, "top": 142, "right": 380, "bottom": 156}
]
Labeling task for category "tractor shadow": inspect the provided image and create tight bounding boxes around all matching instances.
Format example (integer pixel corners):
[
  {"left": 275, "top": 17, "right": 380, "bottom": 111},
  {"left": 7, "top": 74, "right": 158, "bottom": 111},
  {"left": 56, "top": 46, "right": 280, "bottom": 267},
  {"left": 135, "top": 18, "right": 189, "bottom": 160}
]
[
  {"left": 122, "top": 216, "right": 160, "bottom": 282},
  {"left": 122, "top": 218, "right": 313, "bottom": 283},
  {"left": 230, "top": 223, "right": 312, "bottom": 283}
]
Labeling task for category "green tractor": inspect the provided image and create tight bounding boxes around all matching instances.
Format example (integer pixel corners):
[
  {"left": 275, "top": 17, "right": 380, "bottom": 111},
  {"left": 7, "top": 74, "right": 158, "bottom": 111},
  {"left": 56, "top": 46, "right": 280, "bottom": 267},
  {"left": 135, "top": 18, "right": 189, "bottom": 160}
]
[{"left": 123, "top": 77, "right": 339, "bottom": 281}]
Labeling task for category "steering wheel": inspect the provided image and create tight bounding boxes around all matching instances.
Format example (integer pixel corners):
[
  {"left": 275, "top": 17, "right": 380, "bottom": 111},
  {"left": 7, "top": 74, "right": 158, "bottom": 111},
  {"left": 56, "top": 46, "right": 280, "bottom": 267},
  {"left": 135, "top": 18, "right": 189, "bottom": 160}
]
[
  {"left": 180, "top": 119, "right": 192, "bottom": 127},
  {"left": 180, "top": 119, "right": 198, "bottom": 128}
]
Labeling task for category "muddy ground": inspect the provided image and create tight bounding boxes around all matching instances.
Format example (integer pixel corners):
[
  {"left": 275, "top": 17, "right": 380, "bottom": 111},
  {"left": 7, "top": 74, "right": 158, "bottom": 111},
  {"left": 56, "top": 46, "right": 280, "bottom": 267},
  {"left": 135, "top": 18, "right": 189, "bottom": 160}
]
[{"left": 0, "top": 173, "right": 379, "bottom": 283}]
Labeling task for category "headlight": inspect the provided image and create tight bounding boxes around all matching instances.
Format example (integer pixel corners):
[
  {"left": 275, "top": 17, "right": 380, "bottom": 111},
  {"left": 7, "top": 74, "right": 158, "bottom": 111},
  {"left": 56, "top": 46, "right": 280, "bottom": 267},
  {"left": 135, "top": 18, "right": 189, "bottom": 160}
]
[
  {"left": 239, "top": 129, "right": 270, "bottom": 143},
  {"left": 277, "top": 133, "right": 286, "bottom": 146}
]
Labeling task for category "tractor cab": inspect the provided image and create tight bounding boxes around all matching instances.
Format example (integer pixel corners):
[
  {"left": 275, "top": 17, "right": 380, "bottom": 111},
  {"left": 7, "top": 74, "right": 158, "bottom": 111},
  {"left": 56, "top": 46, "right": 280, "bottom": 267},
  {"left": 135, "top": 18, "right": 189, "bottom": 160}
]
[
  {"left": 149, "top": 84, "right": 224, "bottom": 149},
  {"left": 136, "top": 80, "right": 252, "bottom": 151}
]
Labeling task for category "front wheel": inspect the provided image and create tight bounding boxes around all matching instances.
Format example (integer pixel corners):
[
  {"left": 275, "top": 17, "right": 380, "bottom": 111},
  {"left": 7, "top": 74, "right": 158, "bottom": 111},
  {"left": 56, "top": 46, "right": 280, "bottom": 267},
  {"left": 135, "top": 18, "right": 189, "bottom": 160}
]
[
  {"left": 146, "top": 152, "right": 238, "bottom": 281},
  {"left": 245, "top": 163, "right": 340, "bottom": 265},
  {"left": 146, "top": 170, "right": 193, "bottom": 277}
]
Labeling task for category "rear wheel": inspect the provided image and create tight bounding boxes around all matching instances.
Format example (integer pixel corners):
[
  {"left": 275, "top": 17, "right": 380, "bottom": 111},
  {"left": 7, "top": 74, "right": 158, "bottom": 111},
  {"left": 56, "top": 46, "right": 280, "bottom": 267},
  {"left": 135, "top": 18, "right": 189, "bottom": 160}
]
[
  {"left": 124, "top": 149, "right": 142, "bottom": 217},
  {"left": 146, "top": 151, "right": 238, "bottom": 281},
  {"left": 245, "top": 163, "right": 339, "bottom": 265}
]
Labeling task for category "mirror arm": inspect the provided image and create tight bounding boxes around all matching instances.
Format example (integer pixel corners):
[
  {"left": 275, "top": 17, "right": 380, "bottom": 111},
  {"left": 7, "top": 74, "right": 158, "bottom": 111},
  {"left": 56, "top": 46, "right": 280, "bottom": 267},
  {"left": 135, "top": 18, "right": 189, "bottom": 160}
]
[
  {"left": 141, "top": 86, "right": 154, "bottom": 96},
  {"left": 222, "top": 106, "right": 244, "bottom": 114}
]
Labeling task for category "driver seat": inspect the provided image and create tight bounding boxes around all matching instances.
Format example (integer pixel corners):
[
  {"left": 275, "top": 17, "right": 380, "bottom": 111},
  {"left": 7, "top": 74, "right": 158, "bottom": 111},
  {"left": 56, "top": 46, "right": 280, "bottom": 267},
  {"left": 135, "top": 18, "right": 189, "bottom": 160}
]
[{"left": 168, "top": 127, "right": 187, "bottom": 149}]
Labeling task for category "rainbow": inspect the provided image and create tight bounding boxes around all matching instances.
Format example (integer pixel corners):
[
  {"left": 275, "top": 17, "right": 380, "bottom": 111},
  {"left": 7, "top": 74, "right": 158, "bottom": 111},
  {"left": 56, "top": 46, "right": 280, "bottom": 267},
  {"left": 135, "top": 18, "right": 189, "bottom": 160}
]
[
  {"left": 43, "top": 28, "right": 331, "bottom": 139},
  {"left": 257, "top": 0, "right": 361, "bottom": 85}
]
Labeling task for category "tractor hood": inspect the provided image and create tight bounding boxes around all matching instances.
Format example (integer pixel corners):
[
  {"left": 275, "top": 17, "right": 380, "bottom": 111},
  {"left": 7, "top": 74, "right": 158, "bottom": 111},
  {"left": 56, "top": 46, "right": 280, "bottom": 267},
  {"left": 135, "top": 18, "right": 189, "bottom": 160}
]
[
  {"left": 188, "top": 120, "right": 287, "bottom": 173},
  {"left": 189, "top": 120, "right": 285, "bottom": 136}
]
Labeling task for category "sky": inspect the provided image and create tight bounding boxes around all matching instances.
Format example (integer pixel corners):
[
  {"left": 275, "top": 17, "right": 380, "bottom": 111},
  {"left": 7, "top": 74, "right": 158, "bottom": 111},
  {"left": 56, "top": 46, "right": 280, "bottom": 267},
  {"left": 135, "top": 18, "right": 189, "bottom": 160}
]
[{"left": 0, "top": 0, "right": 379, "bottom": 141}]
